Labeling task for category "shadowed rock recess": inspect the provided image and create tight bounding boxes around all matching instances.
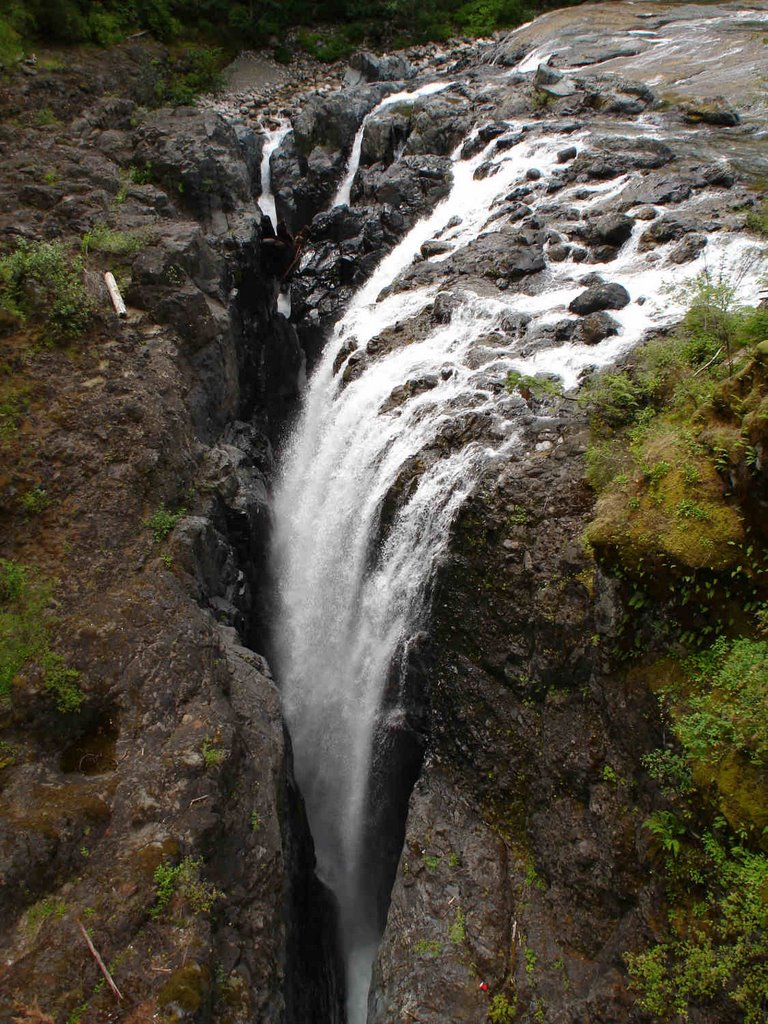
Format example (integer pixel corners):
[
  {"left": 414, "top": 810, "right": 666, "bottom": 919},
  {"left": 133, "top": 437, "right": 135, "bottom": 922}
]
[{"left": 1, "top": 3, "right": 768, "bottom": 1023}]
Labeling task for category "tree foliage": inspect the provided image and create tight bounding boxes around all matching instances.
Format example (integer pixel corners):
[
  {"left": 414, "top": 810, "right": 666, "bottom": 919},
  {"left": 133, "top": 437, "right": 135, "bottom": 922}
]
[{"left": 0, "top": 0, "right": 585, "bottom": 57}]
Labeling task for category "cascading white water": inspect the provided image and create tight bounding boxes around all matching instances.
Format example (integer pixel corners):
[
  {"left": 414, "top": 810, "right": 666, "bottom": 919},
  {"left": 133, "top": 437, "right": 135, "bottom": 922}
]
[
  {"left": 258, "top": 121, "right": 291, "bottom": 225},
  {"left": 332, "top": 81, "right": 452, "bottom": 208},
  {"left": 271, "top": 85, "right": 765, "bottom": 1024}
]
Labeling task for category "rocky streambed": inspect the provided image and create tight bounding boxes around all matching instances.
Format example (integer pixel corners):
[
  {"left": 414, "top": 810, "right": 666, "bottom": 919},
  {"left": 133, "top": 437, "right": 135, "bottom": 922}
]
[{"left": 0, "top": 3, "right": 767, "bottom": 1024}]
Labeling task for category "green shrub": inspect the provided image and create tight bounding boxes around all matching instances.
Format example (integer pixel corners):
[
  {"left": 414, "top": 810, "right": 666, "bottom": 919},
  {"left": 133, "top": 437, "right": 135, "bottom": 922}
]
[
  {"left": 81, "top": 223, "right": 146, "bottom": 257},
  {"left": 488, "top": 993, "right": 516, "bottom": 1024},
  {"left": 21, "top": 486, "right": 50, "bottom": 515},
  {"left": 455, "top": 0, "right": 527, "bottom": 36},
  {"left": 0, "top": 17, "right": 23, "bottom": 67},
  {"left": 677, "top": 637, "right": 768, "bottom": 767},
  {"left": 146, "top": 503, "right": 186, "bottom": 542},
  {"left": 151, "top": 857, "right": 222, "bottom": 919},
  {"left": 42, "top": 650, "right": 82, "bottom": 712},
  {"left": 202, "top": 735, "right": 224, "bottom": 768},
  {"left": 745, "top": 201, "right": 768, "bottom": 238},
  {"left": 505, "top": 370, "right": 563, "bottom": 400},
  {"left": 0, "top": 376, "right": 28, "bottom": 442},
  {"left": 0, "top": 240, "right": 91, "bottom": 343},
  {"left": 154, "top": 46, "right": 224, "bottom": 107},
  {"left": 627, "top": 833, "right": 768, "bottom": 1022}
]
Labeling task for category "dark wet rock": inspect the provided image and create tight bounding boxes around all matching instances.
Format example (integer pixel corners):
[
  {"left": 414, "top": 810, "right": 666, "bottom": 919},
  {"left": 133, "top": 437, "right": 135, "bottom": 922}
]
[
  {"left": 381, "top": 373, "right": 439, "bottom": 412},
  {"left": 402, "top": 90, "right": 473, "bottom": 157},
  {"left": 361, "top": 108, "right": 412, "bottom": 167},
  {"left": 421, "top": 239, "right": 453, "bottom": 258},
  {"left": 570, "top": 282, "right": 630, "bottom": 315},
  {"left": 432, "top": 291, "right": 461, "bottom": 324},
  {"left": 684, "top": 101, "right": 740, "bottom": 127},
  {"left": 567, "top": 137, "right": 673, "bottom": 182},
  {"left": 293, "top": 85, "right": 391, "bottom": 156},
  {"left": 669, "top": 233, "right": 707, "bottom": 264},
  {"left": 579, "top": 212, "right": 634, "bottom": 248},
  {"left": 638, "top": 215, "right": 701, "bottom": 249},
  {"left": 703, "top": 163, "right": 736, "bottom": 188},
  {"left": 618, "top": 175, "right": 692, "bottom": 207},
  {"left": 355, "top": 155, "right": 453, "bottom": 214},
  {"left": 535, "top": 63, "right": 564, "bottom": 87},
  {"left": 500, "top": 311, "right": 532, "bottom": 337},
  {"left": 572, "top": 311, "right": 621, "bottom": 345},
  {"left": 461, "top": 227, "right": 546, "bottom": 283},
  {"left": 558, "top": 145, "right": 578, "bottom": 163},
  {"left": 460, "top": 122, "right": 510, "bottom": 159},
  {"left": 548, "top": 241, "right": 571, "bottom": 262}
]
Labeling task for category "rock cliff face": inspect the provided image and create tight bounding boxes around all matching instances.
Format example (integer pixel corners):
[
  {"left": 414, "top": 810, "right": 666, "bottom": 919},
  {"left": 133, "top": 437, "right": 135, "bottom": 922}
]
[{"left": 0, "top": 45, "right": 340, "bottom": 1024}]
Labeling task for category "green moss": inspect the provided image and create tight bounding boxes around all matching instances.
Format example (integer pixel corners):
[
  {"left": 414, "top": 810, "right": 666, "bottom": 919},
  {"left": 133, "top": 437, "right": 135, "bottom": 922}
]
[
  {"left": 81, "top": 223, "right": 147, "bottom": 257},
  {"left": 24, "top": 896, "right": 67, "bottom": 936},
  {"left": 158, "top": 962, "right": 210, "bottom": 1013},
  {"left": 413, "top": 938, "right": 442, "bottom": 957},
  {"left": 0, "top": 559, "right": 81, "bottom": 711}
]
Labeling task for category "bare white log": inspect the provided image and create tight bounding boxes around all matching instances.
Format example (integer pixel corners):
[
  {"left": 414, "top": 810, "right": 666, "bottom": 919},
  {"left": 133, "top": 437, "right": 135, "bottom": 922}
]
[{"left": 104, "top": 272, "right": 127, "bottom": 319}]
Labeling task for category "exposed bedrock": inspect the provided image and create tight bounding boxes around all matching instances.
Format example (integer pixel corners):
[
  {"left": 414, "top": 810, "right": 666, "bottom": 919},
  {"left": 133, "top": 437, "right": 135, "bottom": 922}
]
[{"left": 0, "top": 83, "right": 336, "bottom": 1022}]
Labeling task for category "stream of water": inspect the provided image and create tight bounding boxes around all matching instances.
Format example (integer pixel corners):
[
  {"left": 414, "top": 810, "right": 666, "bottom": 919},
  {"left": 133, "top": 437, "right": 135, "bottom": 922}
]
[{"left": 268, "top": 57, "right": 764, "bottom": 1024}]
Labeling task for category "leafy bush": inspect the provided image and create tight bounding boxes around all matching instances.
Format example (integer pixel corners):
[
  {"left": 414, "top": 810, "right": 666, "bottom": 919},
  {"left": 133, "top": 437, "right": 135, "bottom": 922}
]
[
  {"left": 146, "top": 503, "right": 186, "bottom": 542},
  {"left": 154, "top": 46, "right": 224, "bottom": 106},
  {"left": 678, "top": 637, "right": 768, "bottom": 767},
  {"left": 0, "top": 240, "right": 91, "bottom": 344},
  {"left": 488, "top": 994, "right": 516, "bottom": 1024},
  {"left": 151, "top": 857, "right": 222, "bottom": 919},
  {"left": 627, "top": 832, "right": 768, "bottom": 1023},
  {"left": 0, "top": 17, "right": 23, "bottom": 67}
]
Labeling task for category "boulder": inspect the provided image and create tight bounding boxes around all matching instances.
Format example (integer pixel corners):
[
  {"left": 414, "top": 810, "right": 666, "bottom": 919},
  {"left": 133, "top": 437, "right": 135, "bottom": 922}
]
[
  {"left": 638, "top": 215, "right": 698, "bottom": 248},
  {"left": 582, "top": 213, "right": 634, "bottom": 248},
  {"left": 421, "top": 239, "right": 453, "bottom": 258},
  {"left": 572, "top": 311, "right": 620, "bottom": 345},
  {"left": 669, "top": 233, "right": 707, "bottom": 264},
  {"left": 345, "top": 50, "right": 414, "bottom": 86},
  {"left": 569, "top": 282, "right": 630, "bottom": 315},
  {"left": 133, "top": 108, "right": 252, "bottom": 226}
]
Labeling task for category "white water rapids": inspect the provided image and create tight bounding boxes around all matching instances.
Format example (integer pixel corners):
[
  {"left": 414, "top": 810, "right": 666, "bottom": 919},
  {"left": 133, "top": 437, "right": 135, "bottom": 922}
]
[{"left": 269, "top": 72, "right": 764, "bottom": 1024}]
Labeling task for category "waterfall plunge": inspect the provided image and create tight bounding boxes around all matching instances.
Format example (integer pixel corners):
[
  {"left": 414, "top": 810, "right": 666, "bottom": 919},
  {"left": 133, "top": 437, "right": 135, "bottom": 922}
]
[{"left": 270, "top": 98, "right": 765, "bottom": 1022}]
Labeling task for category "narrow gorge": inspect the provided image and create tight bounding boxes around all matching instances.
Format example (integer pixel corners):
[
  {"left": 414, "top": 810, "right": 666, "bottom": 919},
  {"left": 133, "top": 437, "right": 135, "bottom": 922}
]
[{"left": 1, "top": 3, "right": 767, "bottom": 1024}]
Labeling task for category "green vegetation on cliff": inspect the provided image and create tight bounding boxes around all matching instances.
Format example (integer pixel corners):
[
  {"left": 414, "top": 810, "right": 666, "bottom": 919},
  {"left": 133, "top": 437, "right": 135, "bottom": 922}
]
[
  {"left": 582, "top": 258, "right": 768, "bottom": 1022},
  {"left": 0, "top": 559, "right": 82, "bottom": 712},
  {"left": 0, "top": 240, "right": 91, "bottom": 345}
]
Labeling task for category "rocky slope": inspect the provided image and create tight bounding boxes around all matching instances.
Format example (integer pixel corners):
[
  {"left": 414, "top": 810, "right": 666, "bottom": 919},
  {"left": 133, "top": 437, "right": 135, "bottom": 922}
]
[{"left": 0, "top": 41, "right": 340, "bottom": 1024}]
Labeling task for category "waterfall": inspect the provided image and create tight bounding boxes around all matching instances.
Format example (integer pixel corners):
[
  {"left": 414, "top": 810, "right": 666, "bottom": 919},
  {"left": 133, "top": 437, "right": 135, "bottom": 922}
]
[
  {"left": 332, "top": 81, "right": 452, "bottom": 208},
  {"left": 270, "top": 85, "right": 765, "bottom": 1022},
  {"left": 258, "top": 121, "right": 290, "bottom": 225}
]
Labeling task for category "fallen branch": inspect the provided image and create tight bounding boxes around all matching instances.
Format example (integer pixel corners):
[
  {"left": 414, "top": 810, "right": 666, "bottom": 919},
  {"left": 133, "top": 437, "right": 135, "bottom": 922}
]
[
  {"left": 693, "top": 346, "right": 723, "bottom": 377},
  {"left": 77, "top": 920, "right": 123, "bottom": 1002},
  {"left": 104, "top": 272, "right": 127, "bottom": 319}
]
